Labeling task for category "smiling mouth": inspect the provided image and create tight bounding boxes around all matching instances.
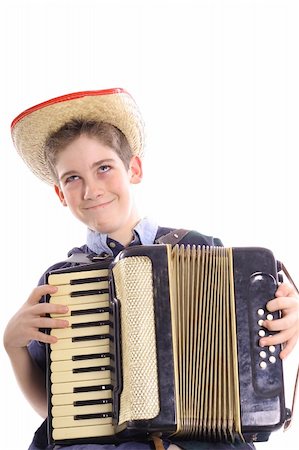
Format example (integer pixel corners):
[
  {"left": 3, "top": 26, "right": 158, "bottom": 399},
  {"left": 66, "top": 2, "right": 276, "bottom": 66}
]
[{"left": 85, "top": 199, "right": 114, "bottom": 210}]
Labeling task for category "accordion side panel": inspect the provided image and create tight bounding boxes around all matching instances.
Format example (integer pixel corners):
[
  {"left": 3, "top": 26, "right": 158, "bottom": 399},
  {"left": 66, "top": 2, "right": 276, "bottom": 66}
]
[
  {"left": 112, "top": 256, "right": 160, "bottom": 424},
  {"left": 233, "top": 247, "right": 286, "bottom": 441}
]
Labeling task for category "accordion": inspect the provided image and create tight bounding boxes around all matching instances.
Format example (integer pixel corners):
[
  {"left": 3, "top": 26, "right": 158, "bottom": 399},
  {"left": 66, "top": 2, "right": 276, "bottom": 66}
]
[{"left": 46, "top": 244, "right": 289, "bottom": 446}]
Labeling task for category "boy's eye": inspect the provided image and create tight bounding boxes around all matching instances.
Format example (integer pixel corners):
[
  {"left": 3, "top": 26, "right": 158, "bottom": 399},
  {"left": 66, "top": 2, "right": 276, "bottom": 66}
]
[
  {"left": 99, "top": 165, "right": 111, "bottom": 173},
  {"left": 65, "top": 174, "right": 80, "bottom": 184}
]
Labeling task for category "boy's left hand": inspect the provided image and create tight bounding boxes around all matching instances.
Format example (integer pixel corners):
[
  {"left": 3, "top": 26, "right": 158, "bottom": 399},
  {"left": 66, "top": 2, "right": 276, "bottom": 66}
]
[{"left": 259, "top": 283, "right": 299, "bottom": 359}]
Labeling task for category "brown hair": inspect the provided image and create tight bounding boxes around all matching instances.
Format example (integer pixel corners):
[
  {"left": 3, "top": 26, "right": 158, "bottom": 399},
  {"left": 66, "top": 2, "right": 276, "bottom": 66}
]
[{"left": 44, "top": 119, "right": 133, "bottom": 183}]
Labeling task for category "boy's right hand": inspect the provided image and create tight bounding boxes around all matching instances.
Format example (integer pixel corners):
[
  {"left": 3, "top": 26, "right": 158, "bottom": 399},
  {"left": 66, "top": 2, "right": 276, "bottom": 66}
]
[{"left": 4, "top": 284, "right": 69, "bottom": 351}]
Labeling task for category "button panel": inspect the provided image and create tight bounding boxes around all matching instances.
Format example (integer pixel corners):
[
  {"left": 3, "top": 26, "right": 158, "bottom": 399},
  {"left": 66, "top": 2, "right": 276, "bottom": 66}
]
[
  {"left": 256, "top": 307, "right": 278, "bottom": 370},
  {"left": 248, "top": 272, "right": 282, "bottom": 396}
]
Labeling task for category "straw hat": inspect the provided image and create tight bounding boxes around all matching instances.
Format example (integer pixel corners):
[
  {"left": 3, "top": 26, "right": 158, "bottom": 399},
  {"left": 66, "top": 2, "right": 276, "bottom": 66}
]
[{"left": 11, "top": 88, "right": 145, "bottom": 184}]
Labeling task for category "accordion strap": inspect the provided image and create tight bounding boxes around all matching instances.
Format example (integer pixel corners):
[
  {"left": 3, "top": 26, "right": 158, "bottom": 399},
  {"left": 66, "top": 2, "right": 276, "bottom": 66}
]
[
  {"left": 66, "top": 229, "right": 190, "bottom": 264},
  {"left": 284, "top": 363, "right": 299, "bottom": 431},
  {"left": 279, "top": 262, "right": 299, "bottom": 431},
  {"left": 149, "top": 436, "right": 165, "bottom": 450},
  {"left": 280, "top": 262, "right": 299, "bottom": 295},
  {"left": 66, "top": 252, "right": 112, "bottom": 264},
  {"left": 155, "top": 228, "right": 190, "bottom": 245}
]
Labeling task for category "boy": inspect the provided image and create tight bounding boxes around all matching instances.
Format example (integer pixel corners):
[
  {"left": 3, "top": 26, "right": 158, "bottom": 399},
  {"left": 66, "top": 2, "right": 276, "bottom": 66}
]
[{"left": 4, "top": 88, "right": 299, "bottom": 450}]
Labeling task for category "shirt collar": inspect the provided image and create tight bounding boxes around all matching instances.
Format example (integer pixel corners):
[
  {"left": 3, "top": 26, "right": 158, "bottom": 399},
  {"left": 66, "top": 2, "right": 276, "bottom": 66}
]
[{"left": 86, "top": 217, "right": 159, "bottom": 256}]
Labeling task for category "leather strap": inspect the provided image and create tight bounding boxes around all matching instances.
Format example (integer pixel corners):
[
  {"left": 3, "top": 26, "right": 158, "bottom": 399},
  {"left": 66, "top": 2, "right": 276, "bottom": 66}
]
[
  {"left": 155, "top": 228, "right": 190, "bottom": 245},
  {"left": 66, "top": 252, "right": 112, "bottom": 264},
  {"left": 280, "top": 262, "right": 299, "bottom": 431},
  {"left": 67, "top": 229, "right": 190, "bottom": 264},
  {"left": 149, "top": 436, "right": 165, "bottom": 450}
]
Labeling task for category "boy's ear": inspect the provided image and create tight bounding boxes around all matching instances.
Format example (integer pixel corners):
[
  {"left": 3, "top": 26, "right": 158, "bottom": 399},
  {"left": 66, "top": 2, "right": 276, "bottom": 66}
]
[
  {"left": 129, "top": 156, "right": 143, "bottom": 184},
  {"left": 54, "top": 185, "right": 67, "bottom": 206}
]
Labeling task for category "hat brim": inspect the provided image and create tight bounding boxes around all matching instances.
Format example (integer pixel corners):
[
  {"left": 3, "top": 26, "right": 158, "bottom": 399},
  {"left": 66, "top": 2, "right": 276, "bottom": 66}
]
[{"left": 11, "top": 88, "right": 145, "bottom": 184}]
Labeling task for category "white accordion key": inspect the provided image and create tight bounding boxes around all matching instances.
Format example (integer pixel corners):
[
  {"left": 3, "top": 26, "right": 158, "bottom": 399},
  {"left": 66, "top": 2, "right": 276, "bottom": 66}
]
[
  {"left": 51, "top": 311, "right": 110, "bottom": 326},
  {"left": 51, "top": 356, "right": 111, "bottom": 373},
  {"left": 50, "top": 301, "right": 110, "bottom": 318},
  {"left": 50, "top": 324, "right": 110, "bottom": 339},
  {"left": 52, "top": 415, "right": 113, "bottom": 429},
  {"left": 51, "top": 378, "right": 110, "bottom": 395},
  {"left": 51, "top": 368, "right": 110, "bottom": 384},
  {"left": 50, "top": 294, "right": 109, "bottom": 307},
  {"left": 50, "top": 280, "right": 108, "bottom": 297},
  {"left": 52, "top": 423, "right": 114, "bottom": 441},
  {"left": 50, "top": 337, "right": 107, "bottom": 351},
  {"left": 52, "top": 400, "right": 112, "bottom": 417},
  {"left": 50, "top": 343, "right": 110, "bottom": 362},
  {"left": 48, "top": 269, "right": 109, "bottom": 286},
  {"left": 52, "top": 388, "right": 113, "bottom": 407}
]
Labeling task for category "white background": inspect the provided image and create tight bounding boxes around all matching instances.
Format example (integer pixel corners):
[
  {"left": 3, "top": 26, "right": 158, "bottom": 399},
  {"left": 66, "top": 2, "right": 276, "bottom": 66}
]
[{"left": 0, "top": 0, "right": 298, "bottom": 449}]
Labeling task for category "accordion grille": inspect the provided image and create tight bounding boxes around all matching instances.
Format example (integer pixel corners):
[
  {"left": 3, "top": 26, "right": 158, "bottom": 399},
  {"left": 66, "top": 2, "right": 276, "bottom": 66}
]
[{"left": 112, "top": 256, "right": 159, "bottom": 424}]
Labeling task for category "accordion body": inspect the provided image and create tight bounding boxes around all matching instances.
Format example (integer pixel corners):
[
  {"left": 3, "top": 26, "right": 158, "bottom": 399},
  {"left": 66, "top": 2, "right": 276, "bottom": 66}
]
[{"left": 46, "top": 245, "right": 288, "bottom": 445}]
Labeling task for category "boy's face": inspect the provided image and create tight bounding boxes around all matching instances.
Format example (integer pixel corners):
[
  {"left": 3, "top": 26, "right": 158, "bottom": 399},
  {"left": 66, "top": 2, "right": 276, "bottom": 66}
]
[{"left": 54, "top": 135, "right": 143, "bottom": 244}]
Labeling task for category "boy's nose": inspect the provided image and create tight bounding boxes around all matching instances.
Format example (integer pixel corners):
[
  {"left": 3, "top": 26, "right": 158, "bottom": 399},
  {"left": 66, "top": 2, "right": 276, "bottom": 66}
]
[{"left": 83, "top": 179, "right": 104, "bottom": 200}]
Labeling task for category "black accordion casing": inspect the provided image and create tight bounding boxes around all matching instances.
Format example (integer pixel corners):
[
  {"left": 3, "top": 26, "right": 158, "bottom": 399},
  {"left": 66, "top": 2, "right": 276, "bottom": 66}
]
[{"left": 45, "top": 245, "right": 289, "bottom": 446}]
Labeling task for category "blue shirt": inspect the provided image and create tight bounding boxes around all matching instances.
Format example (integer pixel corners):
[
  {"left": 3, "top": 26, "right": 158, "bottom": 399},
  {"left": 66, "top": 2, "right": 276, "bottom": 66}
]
[{"left": 86, "top": 217, "right": 159, "bottom": 257}]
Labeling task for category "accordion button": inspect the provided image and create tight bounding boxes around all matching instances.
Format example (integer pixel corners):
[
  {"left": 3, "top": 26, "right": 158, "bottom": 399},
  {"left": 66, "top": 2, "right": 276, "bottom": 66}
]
[
  {"left": 258, "top": 319, "right": 264, "bottom": 326},
  {"left": 269, "top": 356, "right": 276, "bottom": 364},
  {"left": 257, "top": 308, "right": 265, "bottom": 316},
  {"left": 269, "top": 345, "right": 276, "bottom": 353},
  {"left": 260, "top": 361, "right": 267, "bottom": 369},
  {"left": 259, "top": 351, "right": 267, "bottom": 359},
  {"left": 266, "top": 314, "right": 274, "bottom": 321},
  {"left": 259, "top": 330, "right": 266, "bottom": 337}
]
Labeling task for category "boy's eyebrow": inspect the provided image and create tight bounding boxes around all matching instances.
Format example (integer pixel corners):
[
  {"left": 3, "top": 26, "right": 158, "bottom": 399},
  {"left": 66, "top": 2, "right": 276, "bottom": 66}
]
[
  {"left": 91, "top": 158, "right": 115, "bottom": 168},
  {"left": 58, "top": 158, "right": 116, "bottom": 181}
]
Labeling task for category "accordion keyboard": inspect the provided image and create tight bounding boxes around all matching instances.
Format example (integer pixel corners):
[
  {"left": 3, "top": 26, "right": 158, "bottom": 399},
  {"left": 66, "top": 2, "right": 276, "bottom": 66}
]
[{"left": 47, "top": 268, "right": 115, "bottom": 441}]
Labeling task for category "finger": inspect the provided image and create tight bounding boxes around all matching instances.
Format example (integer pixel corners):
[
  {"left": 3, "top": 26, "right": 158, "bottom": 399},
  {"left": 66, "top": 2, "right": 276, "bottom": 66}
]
[
  {"left": 32, "top": 316, "right": 69, "bottom": 330},
  {"left": 27, "top": 285, "right": 58, "bottom": 306},
  {"left": 279, "top": 335, "right": 298, "bottom": 359},
  {"left": 263, "top": 314, "right": 297, "bottom": 332},
  {"left": 32, "top": 329, "right": 59, "bottom": 345},
  {"left": 275, "top": 282, "right": 297, "bottom": 297},
  {"left": 260, "top": 326, "right": 296, "bottom": 348},
  {"left": 266, "top": 296, "right": 297, "bottom": 312},
  {"left": 33, "top": 302, "right": 69, "bottom": 316}
]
